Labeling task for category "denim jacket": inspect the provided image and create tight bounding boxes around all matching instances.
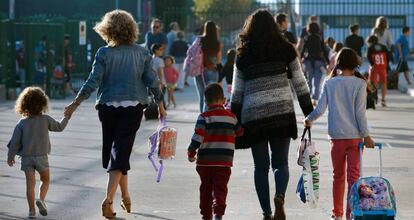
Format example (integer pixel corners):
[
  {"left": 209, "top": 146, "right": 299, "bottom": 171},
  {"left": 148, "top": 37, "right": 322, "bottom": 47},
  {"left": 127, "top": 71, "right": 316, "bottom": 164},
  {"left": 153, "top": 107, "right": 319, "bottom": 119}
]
[{"left": 77, "top": 44, "right": 162, "bottom": 105}]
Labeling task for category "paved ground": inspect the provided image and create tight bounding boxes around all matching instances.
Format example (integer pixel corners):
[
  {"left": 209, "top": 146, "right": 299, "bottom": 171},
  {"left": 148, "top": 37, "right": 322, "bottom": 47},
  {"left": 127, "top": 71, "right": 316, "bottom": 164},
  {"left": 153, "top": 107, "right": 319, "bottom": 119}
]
[{"left": 0, "top": 81, "right": 413, "bottom": 220}]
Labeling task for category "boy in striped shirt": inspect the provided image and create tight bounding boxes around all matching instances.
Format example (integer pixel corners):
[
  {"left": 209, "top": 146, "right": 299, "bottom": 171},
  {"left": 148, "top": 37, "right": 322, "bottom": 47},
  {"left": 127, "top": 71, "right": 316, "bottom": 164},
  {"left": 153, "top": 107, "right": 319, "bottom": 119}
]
[{"left": 188, "top": 83, "right": 243, "bottom": 220}]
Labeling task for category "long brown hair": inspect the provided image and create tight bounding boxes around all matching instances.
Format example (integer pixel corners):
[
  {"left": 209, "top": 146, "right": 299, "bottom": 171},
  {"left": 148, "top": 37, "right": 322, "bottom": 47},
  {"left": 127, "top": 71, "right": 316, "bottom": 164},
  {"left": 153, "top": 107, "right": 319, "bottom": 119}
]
[
  {"left": 237, "top": 9, "right": 286, "bottom": 62},
  {"left": 201, "top": 21, "right": 220, "bottom": 56},
  {"left": 373, "top": 16, "right": 388, "bottom": 36},
  {"left": 329, "top": 48, "right": 365, "bottom": 80}
]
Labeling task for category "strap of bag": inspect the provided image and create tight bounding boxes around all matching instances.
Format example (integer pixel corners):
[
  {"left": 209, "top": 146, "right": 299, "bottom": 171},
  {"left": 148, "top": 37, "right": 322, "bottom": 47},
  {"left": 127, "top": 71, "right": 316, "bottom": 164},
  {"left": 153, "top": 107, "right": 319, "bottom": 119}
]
[
  {"left": 148, "top": 117, "right": 168, "bottom": 182},
  {"left": 301, "top": 127, "right": 311, "bottom": 141}
]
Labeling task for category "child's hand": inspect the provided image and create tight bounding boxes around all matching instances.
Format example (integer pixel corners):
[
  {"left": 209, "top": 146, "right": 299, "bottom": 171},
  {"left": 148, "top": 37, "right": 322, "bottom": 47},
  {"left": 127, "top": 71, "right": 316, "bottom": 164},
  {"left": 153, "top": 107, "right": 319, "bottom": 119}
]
[
  {"left": 303, "top": 119, "right": 312, "bottom": 128},
  {"left": 188, "top": 156, "right": 196, "bottom": 163},
  {"left": 364, "top": 136, "right": 375, "bottom": 148},
  {"left": 7, "top": 159, "right": 15, "bottom": 167},
  {"left": 64, "top": 110, "right": 72, "bottom": 119}
]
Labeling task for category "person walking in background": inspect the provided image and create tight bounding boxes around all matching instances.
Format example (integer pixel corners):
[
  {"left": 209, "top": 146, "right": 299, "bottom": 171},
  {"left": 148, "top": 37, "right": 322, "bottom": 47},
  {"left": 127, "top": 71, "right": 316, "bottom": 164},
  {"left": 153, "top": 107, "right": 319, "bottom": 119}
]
[
  {"left": 367, "top": 35, "right": 389, "bottom": 107},
  {"left": 164, "top": 56, "right": 179, "bottom": 108},
  {"left": 151, "top": 44, "right": 167, "bottom": 108},
  {"left": 188, "top": 83, "right": 243, "bottom": 220},
  {"left": 231, "top": 9, "right": 313, "bottom": 220},
  {"left": 327, "top": 42, "right": 343, "bottom": 73},
  {"left": 7, "top": 87, "right": 71, "bottom": 219},
  {"left": 371, "top": 16, "right": 393, "bottom": 51},
  {"left": 275, "top": 13, "right": 297, "bottom": 45},
  {"left": 395, "top": 26, "right": 412, "bottom": 85},
  {"left": 218, "top": 49, "right": 236, "bottom": 95},
  {"left": 64, "top": 10, "right": 166, "bottom": 218},
  {"left": 297, "top": 15, "right": 324, "bottom": 53},
  {"left": 63, "top": 34, "right": 75, "bottom": 95},
  {"left": 34, "top": 36, "right": 48, "bottom": 88},
  {"left": 301, "top": 22, "right": 328, "bottom": 106},
  {"left": 325, "top": 37, "right": 336, "bottom": 63},
  {"left": 170, "top": 31, "right": 189, "bottom": 90},
  {"left": 345, "top": 24, "right": 365, "bottom": 57},
  {"left": 304, "top": 48, "right": 375, "bottom": 220},
  {"left": 194, "top": 21, "right": 223, "bottom": 113},
  {"left": 16, "top": 41, "right": 26, "bottom": 90},
  {"left": 145, "top": 18, "right": 168, "bottom": 53},
  {"left": 166, "top": 22, "right": 180, "bottom": 55}
]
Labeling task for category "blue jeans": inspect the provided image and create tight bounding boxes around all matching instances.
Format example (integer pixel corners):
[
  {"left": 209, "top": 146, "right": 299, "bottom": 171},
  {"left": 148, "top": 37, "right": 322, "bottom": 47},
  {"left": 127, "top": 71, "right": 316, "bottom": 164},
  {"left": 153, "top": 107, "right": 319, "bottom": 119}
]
[
  {"left": 251, "top": 137, "right": 291, "bottom": 216},
  {"left": 304, "top": 60, "right": 324, "bottom": 100},
  {"left": 194, "top": 69, "right": 219, "bottom": 112}
]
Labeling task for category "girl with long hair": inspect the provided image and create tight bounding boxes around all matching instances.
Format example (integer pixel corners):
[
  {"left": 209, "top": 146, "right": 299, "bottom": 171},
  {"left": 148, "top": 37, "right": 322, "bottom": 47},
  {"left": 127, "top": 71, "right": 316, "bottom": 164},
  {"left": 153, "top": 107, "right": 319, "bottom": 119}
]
[
  {"left": 304, "top": 48, "right": 375, "bottom": 220},
  {"left": 371, "top": 16, "right": 393, "bottom": 49},
  {"left": 231, "top": 9, "right": 313, "bottom": 220},
  {"left": 195, "top": 21, "right": 223, "bottom": 112}
]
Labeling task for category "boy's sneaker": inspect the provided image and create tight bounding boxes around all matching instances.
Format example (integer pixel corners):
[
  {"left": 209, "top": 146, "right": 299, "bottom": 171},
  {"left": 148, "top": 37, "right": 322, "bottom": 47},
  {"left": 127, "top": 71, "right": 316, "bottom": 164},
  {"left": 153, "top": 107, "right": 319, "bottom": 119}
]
[
  {"left": 214, "top": 216, "right": 222, "bottom": 220},
  {"left": 28, "top": 210, "right": 36, "bottom": 219},
  {"left": 36, "top": 199, "right": 48, "bottom": 216},
  {"left": 330, "top": 215, "right": 343, "bottom": 220}
]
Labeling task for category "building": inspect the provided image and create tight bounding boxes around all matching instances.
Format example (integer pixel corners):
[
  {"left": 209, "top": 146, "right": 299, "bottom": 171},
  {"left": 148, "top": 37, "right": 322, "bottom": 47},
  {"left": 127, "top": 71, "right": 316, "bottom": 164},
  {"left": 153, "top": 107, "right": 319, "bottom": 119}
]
[{"left": 299, "top": 0, "right": 414, "bottom": 49}]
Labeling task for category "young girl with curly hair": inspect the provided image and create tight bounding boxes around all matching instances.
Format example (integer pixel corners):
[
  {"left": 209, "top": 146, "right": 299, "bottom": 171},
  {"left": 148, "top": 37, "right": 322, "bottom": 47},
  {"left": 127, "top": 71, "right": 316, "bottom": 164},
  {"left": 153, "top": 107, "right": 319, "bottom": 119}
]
[{"left": 7, "top": 87, "right": 70, "bottom": 218}]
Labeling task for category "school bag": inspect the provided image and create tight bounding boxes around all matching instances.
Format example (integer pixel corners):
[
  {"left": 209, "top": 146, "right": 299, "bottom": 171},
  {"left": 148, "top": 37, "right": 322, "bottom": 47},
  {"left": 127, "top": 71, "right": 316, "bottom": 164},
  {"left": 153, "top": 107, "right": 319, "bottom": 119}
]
[
  {"left": 144, "top": 96, "right": 159, "bottom": 120},
  {"left": 296, "top": 128, "right": 320, "bottom": 208},
  {"left": 148, "top": 117, "right": 177, "bottom": 183},
  {"left": 349, "top": 143, "right": 397, "bottom": 220},
  {"left": 183, "top": 36, "right": 204, "bottom": 77}
]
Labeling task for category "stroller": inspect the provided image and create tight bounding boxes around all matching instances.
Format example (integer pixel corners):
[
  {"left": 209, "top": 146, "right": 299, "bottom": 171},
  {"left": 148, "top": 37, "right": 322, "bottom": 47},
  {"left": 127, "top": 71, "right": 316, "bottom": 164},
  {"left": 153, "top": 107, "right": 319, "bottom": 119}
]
[{"left": 349, "top": 143, "right": 397, "bottom": 220}]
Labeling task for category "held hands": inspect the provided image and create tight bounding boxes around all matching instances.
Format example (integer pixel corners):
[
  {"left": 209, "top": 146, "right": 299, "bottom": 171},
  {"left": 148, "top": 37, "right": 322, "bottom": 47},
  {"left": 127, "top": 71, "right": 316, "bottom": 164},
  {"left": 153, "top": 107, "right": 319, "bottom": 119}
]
[
  {"left": 64, "top": 102, "right": 79, "bottom": 119},
  {"left": 303, "top": 118, "right": 312, "bottom": 128},
  {"left": 364, "top": 136, "right": 375, "bottom": 148},
  {"left": 188, "top": 156, "right": 196, "bottom": 163},
  {"left": 7, "top": 158, "right": 15, "bottom": 167}
]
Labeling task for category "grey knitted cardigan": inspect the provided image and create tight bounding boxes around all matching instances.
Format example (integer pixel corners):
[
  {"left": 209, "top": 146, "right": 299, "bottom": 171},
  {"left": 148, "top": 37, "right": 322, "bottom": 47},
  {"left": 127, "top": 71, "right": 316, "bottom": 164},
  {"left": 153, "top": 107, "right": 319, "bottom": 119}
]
[{"left": 231, "top": 49, "right": 313, "bottom": 147}]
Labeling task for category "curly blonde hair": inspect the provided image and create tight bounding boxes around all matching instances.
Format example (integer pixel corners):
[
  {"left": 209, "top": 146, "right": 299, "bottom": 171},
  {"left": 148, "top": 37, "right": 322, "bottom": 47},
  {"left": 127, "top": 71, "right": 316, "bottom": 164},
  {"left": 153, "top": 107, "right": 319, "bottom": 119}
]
[
  {"left": 15, "top": 87, "right": 49, "bottom": 117},
  {"left": 94, "top": 10, "right": 138, "bottom": 47}
]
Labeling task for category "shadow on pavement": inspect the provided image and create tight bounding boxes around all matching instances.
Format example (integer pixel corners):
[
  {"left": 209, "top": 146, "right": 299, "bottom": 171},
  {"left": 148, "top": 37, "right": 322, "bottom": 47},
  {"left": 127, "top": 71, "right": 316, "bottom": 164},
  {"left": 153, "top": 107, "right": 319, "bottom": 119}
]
[{"left": 131, "top": 212, "right": 174, "bottom": 220}]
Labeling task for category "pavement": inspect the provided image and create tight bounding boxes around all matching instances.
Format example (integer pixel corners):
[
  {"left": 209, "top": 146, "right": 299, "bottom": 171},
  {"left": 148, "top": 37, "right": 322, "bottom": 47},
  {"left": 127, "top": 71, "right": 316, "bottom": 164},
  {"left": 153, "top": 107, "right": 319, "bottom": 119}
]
[{"left": 0, "top": 81, "right": 413, "bottom": 220}]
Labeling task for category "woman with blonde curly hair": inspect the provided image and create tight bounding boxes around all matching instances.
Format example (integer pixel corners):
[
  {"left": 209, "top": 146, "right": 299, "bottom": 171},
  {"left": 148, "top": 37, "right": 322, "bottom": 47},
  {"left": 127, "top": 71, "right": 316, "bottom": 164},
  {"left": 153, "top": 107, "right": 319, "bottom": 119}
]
[
  {"left": 64, "top": 10, "right": 166, "bottom": 218},
  {"left": 7, "top": 87, "right": 70, "bottom": 218}
]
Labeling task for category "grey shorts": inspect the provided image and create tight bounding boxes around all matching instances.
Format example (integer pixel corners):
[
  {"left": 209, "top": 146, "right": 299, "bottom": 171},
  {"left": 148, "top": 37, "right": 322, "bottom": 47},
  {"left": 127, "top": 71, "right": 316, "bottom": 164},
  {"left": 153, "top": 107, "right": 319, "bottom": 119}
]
[{"left": 21, "top": 155, "right": 49, "bottom": 172}]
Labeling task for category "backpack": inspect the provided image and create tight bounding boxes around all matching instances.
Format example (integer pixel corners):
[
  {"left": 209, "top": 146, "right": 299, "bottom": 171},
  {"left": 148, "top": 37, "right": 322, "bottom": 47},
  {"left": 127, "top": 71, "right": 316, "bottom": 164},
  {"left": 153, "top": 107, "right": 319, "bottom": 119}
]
[
  {"left": 183, "top": 37, "right": 204, "bottom": 77},
  {"left": 303, "top": 34, "right": 328, "bottom": 62}
]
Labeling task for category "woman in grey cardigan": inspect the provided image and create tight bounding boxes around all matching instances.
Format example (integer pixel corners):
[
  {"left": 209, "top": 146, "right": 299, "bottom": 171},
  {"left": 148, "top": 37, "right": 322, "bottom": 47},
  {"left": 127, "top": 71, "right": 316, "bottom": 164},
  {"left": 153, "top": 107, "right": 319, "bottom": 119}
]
[
  {"left": 231, "top": 10, "right": 313, "bottom": 220},
  {"left": 64, "top": 10, "right": 166, "bottom": 218}
]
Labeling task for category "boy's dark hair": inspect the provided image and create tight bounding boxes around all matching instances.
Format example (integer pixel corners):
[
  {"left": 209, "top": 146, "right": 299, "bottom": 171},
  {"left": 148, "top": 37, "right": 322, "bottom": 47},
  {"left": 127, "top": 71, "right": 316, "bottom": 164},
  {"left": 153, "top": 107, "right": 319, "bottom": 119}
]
[
  {"left": 275, "top": 13, "right": 287, "bottom": 25},
  {"left": 349, "top": 24, "right": 360, "bottom": 33},
  {"left": 333, "top": 42, "right": 344, "bottom": 53},
  {"left": 164, "top": 55, "right": 175, "bottom": 64},
  {"left": 151, "top": 43, "right": 163, "bottom": 54},
  {"left": 176, "top": 31, "right": 185, "bottom": 40},
  {"left": 204, "top": 83, "right": 224, "bottom": 105},
  {"left": 403, "top": 26, "right": 410, "bottom": 34},
  {"left": 367, "top": 35, "right": 378, "bottom": 44}
]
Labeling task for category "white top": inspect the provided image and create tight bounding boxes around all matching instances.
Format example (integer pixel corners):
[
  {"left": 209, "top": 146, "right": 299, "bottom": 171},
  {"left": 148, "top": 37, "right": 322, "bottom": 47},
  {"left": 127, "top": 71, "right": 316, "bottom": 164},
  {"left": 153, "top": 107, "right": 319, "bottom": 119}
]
[
  {"left": 371, "top": 28, "right": 393, "bottom": 49},
  {"left": 152, "top": 55, "right": 166, "bottom": 85},
  {"left": 105, "top": 101, "right": 140, "bottom": 108}
]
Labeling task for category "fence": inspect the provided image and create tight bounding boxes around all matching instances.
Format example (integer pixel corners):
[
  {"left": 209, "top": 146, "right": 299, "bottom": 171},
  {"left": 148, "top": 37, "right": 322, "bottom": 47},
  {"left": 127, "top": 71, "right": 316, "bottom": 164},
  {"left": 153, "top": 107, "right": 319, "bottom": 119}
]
[
  {"left": 0, "top": 17, "right": 106, "bottom": 99},
  {"left": 159, "top": 0, "right": 414, "bottom": 52}
]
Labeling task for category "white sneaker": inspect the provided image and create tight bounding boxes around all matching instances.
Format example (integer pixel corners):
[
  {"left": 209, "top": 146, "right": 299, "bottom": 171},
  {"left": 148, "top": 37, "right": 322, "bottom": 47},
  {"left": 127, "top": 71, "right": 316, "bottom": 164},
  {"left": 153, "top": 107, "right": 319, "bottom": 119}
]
[
  {"left": 28, "top": 210, "right": 36, "bottom": 218},
  {"left": 36, "top": 199, "right": 48, "bottom": 216}
]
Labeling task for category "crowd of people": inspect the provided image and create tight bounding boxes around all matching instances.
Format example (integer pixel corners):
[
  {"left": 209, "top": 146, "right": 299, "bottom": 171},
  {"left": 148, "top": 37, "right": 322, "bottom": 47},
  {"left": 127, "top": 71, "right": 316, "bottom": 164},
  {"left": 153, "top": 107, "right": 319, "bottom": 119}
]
[{"left": 5, "top": 8, "right": 411, "bottom": 220}]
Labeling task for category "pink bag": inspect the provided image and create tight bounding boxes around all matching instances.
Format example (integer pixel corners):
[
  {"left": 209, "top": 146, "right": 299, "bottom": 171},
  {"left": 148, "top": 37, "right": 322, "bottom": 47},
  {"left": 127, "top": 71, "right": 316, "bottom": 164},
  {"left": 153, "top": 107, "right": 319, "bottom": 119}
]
[{"left": 183, "top": 36, "right": 204, "bottom": 77}]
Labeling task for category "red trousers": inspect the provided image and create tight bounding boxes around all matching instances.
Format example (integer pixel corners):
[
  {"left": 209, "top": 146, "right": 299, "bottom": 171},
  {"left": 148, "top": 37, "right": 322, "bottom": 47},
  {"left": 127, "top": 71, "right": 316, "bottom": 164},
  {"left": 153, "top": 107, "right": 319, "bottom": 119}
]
[
  {"left": 196, "top": 166, "right": 231, "bottom": 219},
  {"left": 330, "top": 139, "right": 362, "bottom": 218}
]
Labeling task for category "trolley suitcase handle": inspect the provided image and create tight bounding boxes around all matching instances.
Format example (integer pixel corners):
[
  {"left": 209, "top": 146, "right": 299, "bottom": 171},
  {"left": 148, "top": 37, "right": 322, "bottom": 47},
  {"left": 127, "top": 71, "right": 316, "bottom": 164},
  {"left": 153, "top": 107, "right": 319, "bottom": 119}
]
[{"left": 359, "top": 142, "right": 383, "bottom": 178}]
